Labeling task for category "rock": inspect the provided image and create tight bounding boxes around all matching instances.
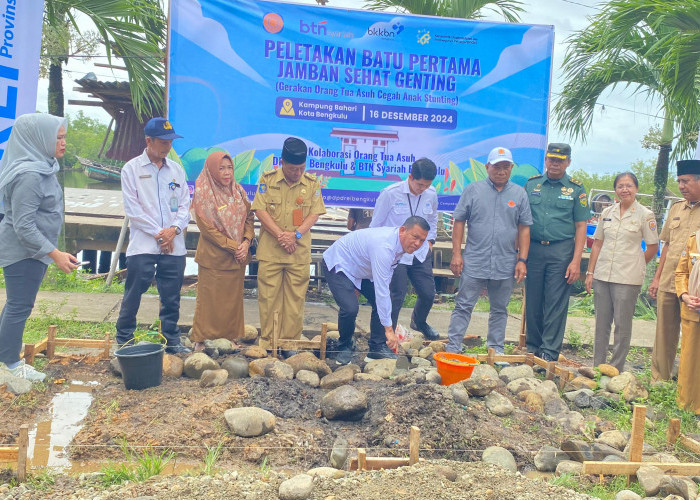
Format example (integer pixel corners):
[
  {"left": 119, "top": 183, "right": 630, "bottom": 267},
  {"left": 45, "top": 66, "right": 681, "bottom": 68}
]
[
  {"left": 320, "top": 366, "right": 355, "bottom": 389},
  {"left": 534, "top": 446, "right": 570, "bottom": 472},
  {"left": 485, "top": 391, "right": 514, "bottom": 416},
  {"left": 598, "top": 375, "right": 611, "bottom": 391},
  {"left": 394, "top": 371, "right": 425, "bottom": 385},
  {"left": 434, "top": 465, "right": 458, "bottom": 482},
  {"left": 183, "top": 353, "right": 219, "bottom": 379},
  {"left": 564, "top": 388, "right": 594, "bottom": 402},
  {"left": 221, "top": 357, "right": 249, "bottom": 379},
  {"left": 555, "top": 460, "right": 583, "bottom": 476},
  {"left": 533, "top": 380, "right": 560, "bottom": 402},
  {"left": 463, "top": 376, "right": 499, "bottom": 397},
  {"left": 499, "top": 364, "right": 534, "bottom": 384},
  {"left": 596, "top": 430, "right": 628, "bottom": 451},
  {"left": 0, "top": 371, "right": 32, "bottom": 395},
  {"left": 326, "top": 322, "right": 339, "bottom": 332},
  {"left": 561, "top": 439, "right": 596, "bottom": 462},
  {"left": 224, "top": 407, "right": 275, "bottom": 437},
  {"left": 395, "top": 356, "right": 410, "bottom": 371},
  {"left": 330, "top": 437, "right": 348, "bottom": 469},
  {"left": 285, "top": 352, "right": 332, "bottom": 377},
  {"left": 199, "top": 369, "right": 228, "bottom": 387},
  {"left": 592, "top": 443, "right": 625, "bottom": 460},
  {"left": 543, "top": 396, "right": 569, "bottom": 416},
  {"left": 578, "top": 366, "right": 596, "bottom": 379},
  {"left": 659, "top": 475, "right": 692, "bottom": 500},
  {"left": 451, "top": 384, "right": 470, "bottom": 405},
  {"left": 354, "top": 373, "right": 383, "bottom": 382},
  {"left": 637, "top": 465, "right": 664, "bottom": 497},
  {"left": 401, "top": 336, "right": 423, "bottom": 352},
  {"left": 649, "top": 453, "right": 680, "bottom": 464},
  {"left": 240, "top": 345, "right": 268, "bottom": 359},
  {"left": 625, "top": 441, "right": 657, "bottom": 456},
  {"left": 574, "top": 391, "right": 594, "bottom": 409},
  {"left": 321, "top": 385, "right": 368, "bottom": 420},
  {"left": 507, "top": 377, "right": 541, "bottom": 395},
  {"left": 110, "top": 357, "right": 122, "bottom": 377},
  {"left": 363, "top": 359, "right": 397, "bottom": 379},
  {"left": 524, "top": 391, "right": 545, "bottom": 413},
  {"left": 326, "top": 330, "right": 340, "bottom": 340},
  {"left": 598, "top": 363, "right": 620, "bottom": 377},
  {"left": 555, "top": 411, "right": 585, "bottom": 433},
  {"left": 615, "top": 490, "right": 642, "bottom": 500},
  {"left": 481, "top": 446, "right": 516, "bottom": 472},
  {"left": 607, "top": 372, "right": 637, "bottom": 394},
  {"left": 204, "top": 338, "right": 237, "bottom": 354},
  {"left": 242, "top": 324, "right": 258, "bottom": 342},
  {"left": 568, "top": 376, "right": 598, "bottom": 390},
  {"left": 248, "top": 358, "right": 277, "bottom": 377},
  {"left": 425, "top": 370, "right": 442, "bottom": 384},
  {"left": 296, "top": 370, "right": 320, "bottom": 387},
  {"left": 411, "top": 357, "right": 432, "bottom": 367},
  {"left": 265, "top": 360, "right": 295, "bottom": 380},
  {"left": 428, "top": 341, "right": 445, "bottom": 353},
  {"left": 622, "top": 379, "right": 649, "bottom": 403},
  {"left": 470, "top": 363, "right": 502, "bottom": 383},
  {"left": 307, "top": 467, "right": 344, "bottom": 478},
  {"left": 278, "top": 473, "right": 314, "bottom": 500}
]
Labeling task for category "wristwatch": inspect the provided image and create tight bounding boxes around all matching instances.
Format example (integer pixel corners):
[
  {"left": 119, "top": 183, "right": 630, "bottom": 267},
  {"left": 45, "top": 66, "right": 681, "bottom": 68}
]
[
  {"left": 295, "top": 231, "right": 302, "bottom": 239},
  {"left": 517, "top": 257, "right": 527, "bottom": 264},
  {"left": 171, "top": 225, "right": 181, "bottom": 235}
]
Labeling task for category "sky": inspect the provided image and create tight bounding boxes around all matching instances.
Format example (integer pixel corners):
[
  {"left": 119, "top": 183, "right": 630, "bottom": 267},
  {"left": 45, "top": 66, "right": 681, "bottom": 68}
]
[{"left": 35, "top": 0, "right": 667, "bottom": 175}]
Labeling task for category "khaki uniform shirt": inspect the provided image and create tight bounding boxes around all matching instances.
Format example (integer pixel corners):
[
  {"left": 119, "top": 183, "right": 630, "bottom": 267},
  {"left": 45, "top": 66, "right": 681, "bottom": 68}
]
[
  {"left": 251, "top": 169, "right": 326, "bottom": 264},
  {"left": 675, "top": 234, "right": 700, "bottom": 322},
  {"left": 659, "top": 200, "right": 700, "bottom": 293},
  {"left": 592, "top": 200, "right": 658, "bottom": 285}
]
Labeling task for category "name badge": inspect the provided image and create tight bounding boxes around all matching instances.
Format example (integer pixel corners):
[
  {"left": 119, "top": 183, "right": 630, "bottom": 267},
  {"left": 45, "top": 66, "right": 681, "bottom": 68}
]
[
  {"left": 139, "top": 174, "right": 152, "bottom": 179},
  {"left": 170, "top": 195, "right": 178, "bottom": 212}
]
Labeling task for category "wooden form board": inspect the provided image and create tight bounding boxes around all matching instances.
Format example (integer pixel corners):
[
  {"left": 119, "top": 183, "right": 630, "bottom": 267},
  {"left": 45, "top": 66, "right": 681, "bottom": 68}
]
[
  {"left": 0, "top": 425, "right": 28, "bottom": 482},
  {"left": 21, "top": 326, "right": 111, "bottom": 364},
  {"left": 349, "top": 426, "right": 420, "bottom": 471},
  {"left": 271, "top": 316, "right": 328, "bottom": 360},
  {"left": 474, "top": 349, "right": 573, "bottom": 387}
]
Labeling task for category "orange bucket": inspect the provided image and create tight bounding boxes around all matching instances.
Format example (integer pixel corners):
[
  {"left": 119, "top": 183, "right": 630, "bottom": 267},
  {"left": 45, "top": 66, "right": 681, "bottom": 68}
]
[{"left": 433, "top": 352, "right": 478, "bottom": 385}]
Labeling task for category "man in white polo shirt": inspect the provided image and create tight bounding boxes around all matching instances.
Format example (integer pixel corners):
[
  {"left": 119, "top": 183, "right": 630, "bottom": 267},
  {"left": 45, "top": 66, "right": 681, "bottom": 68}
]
[
  {"left": 370, "top": 158, "right": 440, "bottom": 340},
  {"left": 115, "top": 118, "right": 191, "bottom": 354}
]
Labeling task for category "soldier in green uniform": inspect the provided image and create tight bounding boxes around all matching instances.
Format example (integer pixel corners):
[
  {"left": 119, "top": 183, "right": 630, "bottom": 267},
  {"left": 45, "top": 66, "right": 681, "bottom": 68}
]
[
  {"left": 525, "top": 143, "right": 590, "bottom": 361},
  {"left": 251, "top": 138, "right": 326, "bottom": 355}
]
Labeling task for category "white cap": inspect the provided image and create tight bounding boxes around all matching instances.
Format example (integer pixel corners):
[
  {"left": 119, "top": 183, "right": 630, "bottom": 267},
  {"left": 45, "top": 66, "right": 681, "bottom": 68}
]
[{"left": 487, "top": 147, "right": 513, "bottom": 165}]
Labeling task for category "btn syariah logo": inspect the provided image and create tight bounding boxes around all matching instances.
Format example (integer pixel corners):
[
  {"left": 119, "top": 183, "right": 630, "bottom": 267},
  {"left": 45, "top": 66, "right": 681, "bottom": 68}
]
[{"left": 417, "top": 29, "right": 431, "bottom": 45}]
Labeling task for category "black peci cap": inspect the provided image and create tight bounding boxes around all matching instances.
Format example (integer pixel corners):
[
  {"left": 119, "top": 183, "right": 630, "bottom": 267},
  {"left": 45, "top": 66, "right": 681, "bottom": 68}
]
[
  {"left": 281, "top": 137, "right": 307, "bottom": 164},
  {"left": 677, "top": 159, "right": 700, "bottom": 176}
]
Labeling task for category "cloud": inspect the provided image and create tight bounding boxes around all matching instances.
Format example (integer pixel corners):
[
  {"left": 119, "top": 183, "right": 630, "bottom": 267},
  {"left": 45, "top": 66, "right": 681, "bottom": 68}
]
[
  {"left": 433, "top": 132, "right": 546, "bottom": 166},
  {"left": 462, "top": 27, "right": 553, "bottom": 96},
  {"left": 174, "top": 0, "right": 268, "bottom": 87}
]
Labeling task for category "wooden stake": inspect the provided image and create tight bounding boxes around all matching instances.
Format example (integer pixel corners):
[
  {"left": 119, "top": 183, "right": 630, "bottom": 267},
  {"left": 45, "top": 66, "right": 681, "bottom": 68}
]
[
  {"left": 271, "top": 311, "right": 280, "bottom": 359},
  {"left": 487, "top": 347, "right": 495, "bottom": 366},
  {"left": 525, "top": 352, "right": 534, "bottom": 367},
  {"left": 350, "top": 457, "right": 410, "bottom": 471},
  {"left": 628, "top": 405, "right": 646, "bottom": 462},
  {"left": 558, "top": 370, "right": 570, "bottom": 390},
  {"left": 358, "top": 448, "right": 366, "bottom": 471},
  {"left": 546, "top": 361, "right": 555, "bottom": 381},
  {"left": 667, "top": 418, "right": 681, "bottom": 446},
  {"left": 518, "top": 290, "right": 526, "bottom": 348},
  {"left": 17, "top": 424, "right": 27, "bottom": 483},
  {"left": 103, "top": 332, "right": 111, "bottom": 359},
  {"left": 320, "top": 323, "right": 328, "bottom": 361},
  {"left": 46, "top": 325, "right": 57, "bottom": 359},
  {"left": 409, "top": 426, "right": 420, "bottom": 465},
  {"left": 22, "top": 344, "right": 35, "bottom": 365}
]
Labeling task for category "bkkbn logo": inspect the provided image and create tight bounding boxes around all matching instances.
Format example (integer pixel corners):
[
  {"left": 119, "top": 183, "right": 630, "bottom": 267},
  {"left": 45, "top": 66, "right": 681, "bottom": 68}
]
[{"left": 367, "top": 22, "right": 404, "bottom": 39}]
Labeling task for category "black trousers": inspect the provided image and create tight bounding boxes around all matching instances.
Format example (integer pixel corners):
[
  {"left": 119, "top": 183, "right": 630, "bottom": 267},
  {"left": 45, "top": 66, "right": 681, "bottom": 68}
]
[
  {"left": 389, "top": 251, "right": 436, "bottom": 328},
  {"left": 323, "top": 260, "right": 389, "bottom": 352},
  {"left": 116, "top": 253, "right": 186, "bottom": 346}
]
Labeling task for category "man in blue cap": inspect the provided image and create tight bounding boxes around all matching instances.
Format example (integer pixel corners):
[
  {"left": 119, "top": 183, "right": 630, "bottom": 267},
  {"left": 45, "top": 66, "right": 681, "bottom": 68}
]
[{"left": 115, "top": 118, "right": 192, "bottom": 354}]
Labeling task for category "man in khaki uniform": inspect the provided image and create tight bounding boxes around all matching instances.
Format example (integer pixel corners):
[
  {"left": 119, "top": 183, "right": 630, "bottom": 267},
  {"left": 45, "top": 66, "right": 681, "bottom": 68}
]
[
  {"left": 252, "top": 137, "right": 326, "bottom": 354},
  {"left": 649, "top": 159, "right": 700, "bottom": 381}
]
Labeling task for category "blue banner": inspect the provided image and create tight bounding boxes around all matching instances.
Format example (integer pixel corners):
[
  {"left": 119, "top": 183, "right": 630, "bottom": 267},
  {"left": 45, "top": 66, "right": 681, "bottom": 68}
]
[{"left": 169, "top": 0, "right": 554, "bottom": 210}]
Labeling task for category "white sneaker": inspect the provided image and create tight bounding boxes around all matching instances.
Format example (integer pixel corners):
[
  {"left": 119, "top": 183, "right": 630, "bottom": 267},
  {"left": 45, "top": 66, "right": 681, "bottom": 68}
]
[{"left": 0, "top": 360, "right": 46, "bottom": 382}]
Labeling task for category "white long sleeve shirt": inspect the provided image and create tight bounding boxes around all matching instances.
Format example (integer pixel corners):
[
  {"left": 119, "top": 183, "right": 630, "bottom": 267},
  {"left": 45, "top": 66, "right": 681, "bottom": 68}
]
[
  {"left": 121, "top": 150, "right": 191, "bottom": 257},
  {"left": 369, "top": 180, "right": 438, "bottom": 265},
  {"left": 323, "top": 226, "right": 405, "bottom": 327}
]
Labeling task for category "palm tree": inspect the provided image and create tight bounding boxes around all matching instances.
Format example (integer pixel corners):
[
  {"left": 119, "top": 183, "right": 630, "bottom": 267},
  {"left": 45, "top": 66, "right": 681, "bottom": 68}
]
[
  {"left": 363, "top": 0, "right": 524, "bottom": 23},
  {"left": 43, "top": 0, "right": 166, "bottom": 118},
  {"left": 553, "top": 0, "right": 700, "bottom": 222}
]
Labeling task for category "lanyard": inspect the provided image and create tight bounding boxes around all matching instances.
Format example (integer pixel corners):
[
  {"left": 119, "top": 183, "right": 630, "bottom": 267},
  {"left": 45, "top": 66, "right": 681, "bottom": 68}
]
[{"left": 406, "top": 194, "right": 421, "bottom": 216}]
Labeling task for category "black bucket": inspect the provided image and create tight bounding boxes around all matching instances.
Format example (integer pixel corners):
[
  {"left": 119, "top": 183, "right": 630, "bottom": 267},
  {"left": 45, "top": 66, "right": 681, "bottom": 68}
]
[{"left": 114, "top": 343, "right": 165, "bottom": 390}]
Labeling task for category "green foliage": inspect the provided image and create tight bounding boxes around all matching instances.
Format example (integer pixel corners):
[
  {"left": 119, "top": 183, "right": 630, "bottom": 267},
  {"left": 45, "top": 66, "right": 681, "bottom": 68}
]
[
  {"left": 202, "top": 443, "right": 224, "bottom": 475},
  {"left": 363, "top": 0, "right": 524, "bottom": 23},
  {"left": 463, "top": 338, "right": 489, "bottom": 355},
  {"left": 64, "top": 112, "right": 112, "bottom": 167},
  {"left": 27, "top": 469, "right": 55, "bottom": 491},
  {"left": 99, "top": 445, "right": 176, "bottom": 487},
  {"left": 0, "top": 266, "right": 127, "bottom": 294},
  {"left": 565, "top": 328, "right": 586, "bottom": 354}
]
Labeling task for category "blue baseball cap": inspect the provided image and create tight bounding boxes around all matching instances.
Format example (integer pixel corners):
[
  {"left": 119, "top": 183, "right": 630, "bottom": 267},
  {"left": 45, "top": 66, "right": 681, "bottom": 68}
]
[{"left": 144, "top": 117, "right": 183, "bottom": 140}]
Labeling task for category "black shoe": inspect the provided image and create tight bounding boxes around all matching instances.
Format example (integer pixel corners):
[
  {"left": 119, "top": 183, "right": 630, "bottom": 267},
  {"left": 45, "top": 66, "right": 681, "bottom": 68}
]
[
  {"left": 410, "top": 319, "right": 440, "bottom": 341},
  {"left": 280, "top": 349, "right": 298, "bottom": 359},
  {"left": 540, "top": 352, "right": 556, "bottom": 362},
  {"left": 365, "top": 345, "right": 398, "bottom": 362},
  {"left": 335, "top": 347, "right": 353, "bottom": 365},
  {"left": 165, "top": 344, "right": 192, "bottom": 355}
]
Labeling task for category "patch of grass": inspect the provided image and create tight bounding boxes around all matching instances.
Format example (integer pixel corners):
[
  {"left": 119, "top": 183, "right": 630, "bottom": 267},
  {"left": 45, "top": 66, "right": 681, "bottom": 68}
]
[
  {"left": 551, "top": 473, "right": 644, "bottom": 499},
  {"left": 549, "top": 473, "right": 578, "bottom": 490},
  {"left": 27, "top": 469, "right": 55, "bottom": 491},
  {"left": 259, "top": 457, "right": 271, "bottom": 478},
  {"left": 402, "top": 293, "right": 417, "bottom": 308},
  {"left": 565, "top": 327, "right": 592, "bottom": 356},
  {"left": 568, "top": 293, "right": 594, "bottom": 317},
  {"left": 100, "top": 462, "right": 133, "bottom": 487},
  {"left": 462, "top": 338, "right": 488, "bottom": 355},
  {"left": 202, "top": 442, "right": 224, "bottom": 475},
  {"left": 634, "top": 294, "right": 657, "bottom": 321},
  {"left": 99, "top": 445, "right": 176, "bottom": 488}
]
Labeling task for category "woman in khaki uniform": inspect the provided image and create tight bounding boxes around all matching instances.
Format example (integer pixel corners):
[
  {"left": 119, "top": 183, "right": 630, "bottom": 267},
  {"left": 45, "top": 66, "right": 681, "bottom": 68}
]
[
  {"left": 675, "top": 232, "right": 700, "bottom": 414},
  {"left": 191, "top": 151, "right": 255, "bottom": 351},
  {"left": 585, "top": 172, "right": 659, "bottom": 371}
]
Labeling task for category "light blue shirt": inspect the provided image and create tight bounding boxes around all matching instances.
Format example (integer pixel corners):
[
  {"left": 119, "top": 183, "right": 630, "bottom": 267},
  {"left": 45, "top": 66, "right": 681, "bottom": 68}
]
[
  {"left": 323, "top": 226, "right": 405, "bottom": 327},
  {"left": 370, "top": 179, "right": 438, "bottom": 265}
]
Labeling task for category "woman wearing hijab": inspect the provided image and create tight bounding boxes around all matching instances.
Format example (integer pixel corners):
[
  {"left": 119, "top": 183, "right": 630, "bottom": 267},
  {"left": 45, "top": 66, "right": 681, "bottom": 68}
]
[
  {"left": 0, "top": 113, "right": 79, "bottom": 381},
  {"left": 190, "top": 151, "right": 254, "bottom": 351}
]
